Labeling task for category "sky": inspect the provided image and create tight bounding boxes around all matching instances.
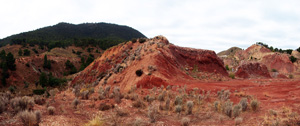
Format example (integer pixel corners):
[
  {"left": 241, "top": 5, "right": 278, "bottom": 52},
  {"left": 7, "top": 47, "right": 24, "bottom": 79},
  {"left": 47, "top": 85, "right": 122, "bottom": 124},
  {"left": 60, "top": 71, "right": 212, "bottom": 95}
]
[{"left": 0, "top": 0, "right": 300, "bottom": 53}]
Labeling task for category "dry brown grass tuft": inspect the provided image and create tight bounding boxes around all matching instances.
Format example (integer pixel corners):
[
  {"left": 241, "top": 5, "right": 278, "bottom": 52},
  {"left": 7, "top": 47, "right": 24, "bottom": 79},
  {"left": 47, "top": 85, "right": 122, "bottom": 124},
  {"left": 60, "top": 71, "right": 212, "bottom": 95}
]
[
  {"left": 19, "top": 110, "right": 41, "bottom": 126},
  {"left": 47, "top": 106, "right": 55, "bottom": 115},
  {"left": 181, "top": 117, "right": 190, "bottom": 126}
]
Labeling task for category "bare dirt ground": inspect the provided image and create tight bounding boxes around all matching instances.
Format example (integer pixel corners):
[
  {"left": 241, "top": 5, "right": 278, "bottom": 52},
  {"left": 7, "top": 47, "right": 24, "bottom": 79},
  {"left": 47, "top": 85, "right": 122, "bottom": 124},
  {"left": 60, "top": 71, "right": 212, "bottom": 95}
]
[{"left": 2, "top": 78, "right": 298, "bottom": 126}]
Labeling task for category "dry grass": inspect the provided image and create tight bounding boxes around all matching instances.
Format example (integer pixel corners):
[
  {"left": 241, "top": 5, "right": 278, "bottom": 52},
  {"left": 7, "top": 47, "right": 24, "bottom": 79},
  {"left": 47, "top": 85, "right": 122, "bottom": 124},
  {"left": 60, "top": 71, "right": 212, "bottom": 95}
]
[
  {"left": 72, "top": 98, "right": 80, "bottom": 109},
  {"left": 19, "top": 110, "right": 41, "bottom": 126},
  {"left": 83, "top": 115, "right": 104, "bottom": 126},
  {"left": 181, "top": 117, "right": 190, "bottom": 126},
  {"left": 47, "top": 106, "right": 55, "bottom": 115},
  {"left": 10, "top": 96, "right": 34, "bottom": 113}
]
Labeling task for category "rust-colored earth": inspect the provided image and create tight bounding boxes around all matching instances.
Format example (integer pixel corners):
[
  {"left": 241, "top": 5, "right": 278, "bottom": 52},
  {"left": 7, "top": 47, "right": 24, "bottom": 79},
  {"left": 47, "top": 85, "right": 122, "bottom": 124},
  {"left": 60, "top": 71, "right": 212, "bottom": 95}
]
[{"left": 1, "top": 36, "right": 300, "bottom": 125}]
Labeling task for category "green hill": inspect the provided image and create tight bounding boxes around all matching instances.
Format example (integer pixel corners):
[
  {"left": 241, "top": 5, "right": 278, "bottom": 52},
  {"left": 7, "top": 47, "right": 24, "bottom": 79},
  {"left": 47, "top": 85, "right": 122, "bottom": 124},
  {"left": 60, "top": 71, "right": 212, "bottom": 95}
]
[{"left": 0, "top": 22, "right": 146, "bottom": 49}]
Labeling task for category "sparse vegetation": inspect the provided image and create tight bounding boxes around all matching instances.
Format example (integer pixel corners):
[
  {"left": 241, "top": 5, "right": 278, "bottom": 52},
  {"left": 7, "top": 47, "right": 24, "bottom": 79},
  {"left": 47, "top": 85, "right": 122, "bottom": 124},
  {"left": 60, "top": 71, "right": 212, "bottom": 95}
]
[
  {"left": 181, "top": 117, "right": 190, "bottom": 126},
  {"left": 72, "top": 98, "right": 80, "bottom": 109},
  {"left": 174, "top": 96, "right": 183, "bottom": 105},
  {"left": 223, "top": 100, "right": 233, "bottom": 117},
  {"left": 10, "top": 96, "right": 34, "bottom": 113},
  {"left": 290, "top": 56, "right": 297, "bottom": 63},
  {"left": 271, "top": 69, "right": 277, "bottom": 72},
  {"left": 132, "top": 98, "right": 144, "bottom": 108},
  {"left": 148, "top": 105, "right": 158, "bottom": 123},
  {"left": 250, "top": 99, "right": 259, "bottom": 111},
  {"left": 229, "top": 73, "right": 235, "bottom": 79},
  {"left": 175, "top": 105, "right": 182, "bottom": 115},
  {"left": 47, "top": 106, "right": 55, "bottom": 115},
  {"left": 43, "top": 55, "right": 51, "bottom": 69},
  {"left": 187, "top": 101, "right": 194, "bottom": 115},
  {"left": 0, "top": 102, "right": 5, "bottom": 114},
  {"left": 83, "top": 115, "right": 104, "bottom": 126},
  {"left": 289, "top": 74, "right": 294, "bottom": 79},
  {"left": 139, "top": 38, "right": 146, "bottom": 43},
  {"left": 19, "top": 110, "right": 41, "bottom": 126},
  {"left": 113, "top": 86, "right": 121, "bottom": 104},
  {"left": 235, "top": 117, "right": 243, "bottom": 125},
  {"left": 240, "top": 98, "right": 248, "bottom": 111},
  {"left": 233, "top": 104, "right": 242, "bottom": 117},
  {"left": 225, "top": 65, "right": 229, "bottom": 71}
]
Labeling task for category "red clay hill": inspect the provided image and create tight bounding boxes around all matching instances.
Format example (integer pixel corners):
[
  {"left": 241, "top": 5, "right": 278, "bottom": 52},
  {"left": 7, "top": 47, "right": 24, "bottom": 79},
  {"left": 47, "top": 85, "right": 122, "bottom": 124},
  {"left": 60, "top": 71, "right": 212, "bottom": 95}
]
[
  {"left": 71, "top": 36, "right": 228, "bottom": 92},
  {"left": 218, "top": 44, "right": 299, "bottom": 79}
]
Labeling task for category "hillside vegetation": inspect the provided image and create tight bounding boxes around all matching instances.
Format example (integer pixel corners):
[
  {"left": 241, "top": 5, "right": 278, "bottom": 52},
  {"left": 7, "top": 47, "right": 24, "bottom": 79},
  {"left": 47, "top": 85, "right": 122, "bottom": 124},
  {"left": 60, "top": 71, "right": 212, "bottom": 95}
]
[{"left": 0, "top": 22, "right": 146, "bottom": 50}]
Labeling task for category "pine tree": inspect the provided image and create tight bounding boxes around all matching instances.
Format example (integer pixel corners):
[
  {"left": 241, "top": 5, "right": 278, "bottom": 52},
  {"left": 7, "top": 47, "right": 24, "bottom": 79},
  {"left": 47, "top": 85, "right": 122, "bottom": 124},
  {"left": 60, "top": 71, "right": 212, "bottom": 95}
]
[
  {"left": 18, "top": 49, "right": 23, "bottom": 56},
  {"left": 39, "top": 72, "right": 47, "bottom": 87},
  {"left": 0, "top": 50, "right": 6, "bottom": 60},
  {"left": 43, "top": 55, "right": 51, "bottom": 69},
  {"left": 1, "top": 61, "right": 9, "bottom": 86},
  {"left": 6, "top": 52, "right": 16, "bottom": 71}
]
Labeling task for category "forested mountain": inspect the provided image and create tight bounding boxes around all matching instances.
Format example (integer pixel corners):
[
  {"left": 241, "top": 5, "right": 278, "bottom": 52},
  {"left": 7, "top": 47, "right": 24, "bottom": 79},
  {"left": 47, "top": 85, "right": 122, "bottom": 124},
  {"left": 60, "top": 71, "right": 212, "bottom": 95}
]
[{"left": 0, "top": 22, "right": 146, "bottom": 49}]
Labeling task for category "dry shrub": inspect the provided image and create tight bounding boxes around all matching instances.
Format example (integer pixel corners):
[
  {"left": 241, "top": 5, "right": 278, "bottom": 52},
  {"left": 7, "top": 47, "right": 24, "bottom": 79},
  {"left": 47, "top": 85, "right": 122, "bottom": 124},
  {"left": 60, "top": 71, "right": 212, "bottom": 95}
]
[
  {"left": 11, "top": 96, "right": 35, "bottom": 113},
  {"left": 49, "top": 88, "right": 59, "bottom": 99},
  {"left": 250, "top": 99, "right": 259, "bottom": 111},
  {"left": 233, "top": 104, "right": 242, "bottom": 118},
  {"left": 131, "top": 93, "right": 138, "bottom": 101},
  {"left": 47, "top": 106, "right": 55, "bottom": 115},
  {"left": 133, "top": 117, "right": 144, "bottom": 126},
  {"left": 235, "top": 117, "right": 243, "bottom": 125},
  {"left": 175, "top": 105, "right": 182, "bottom": 114},
  {"left": 99, "top": 103, "right": 112, "bottom": 111},
  {"left": 239, "top": 98, "right": 248, "bottom": 111},
  {"left": 98, "top": 87, "right": 105, "bottom": 100},
  {"left": 0, "top": 102, "right": 5, "bottom": 114},
  {"left": 115, "top": 107, "right": 128, "bottom": 117},
  {"left": 113, "top": 87, "right": 121, "bottom": 104},
  {"left": 33, "top": 95, "right": 45, "bottom": 105},
  {"left": 174, "top": 96, "right": 183, "bottom": 105},
  {"left": 0, "top": 95, "right": 9, "bottom": 113},
  {"left": 217, "top": 89, "right": 230, "bottom": 101},
  {"left": 223, "top": 100, "right": 233, "bottom": 117},
  {"left": 165, "top": 98, "right": 170, "bottom": 111},
  {"left": 104, "top": 85, "right": 111, "bottom": 96},
  {"left": 148, "top": 105, "right": 158, "bottom": 123},
  {"left": 181, "top": 117, "right": 190, "bottom": 126},
  {"left": 132, "top": 98, "right": 145, "bottom": 108},
  {"left": 72, "top": 98, "right": 80, "bottom": 109},
  {"left": 158, "top": 94, "right": 164, "bottom": 102},
  {"left": 83, "top": 115, "right": 104, "bottom": 126},
  {"left": 214, "top": 101, "right": 220, "bottom": 112},
  {"left": 19, "top": 110, "right": 41, "bottom": 126},
  {"left": 81, "top": 90, "right": 89, "bottom": 100},
  {"left": 186, "top": 101, "right": 194, "bottom": 115}
]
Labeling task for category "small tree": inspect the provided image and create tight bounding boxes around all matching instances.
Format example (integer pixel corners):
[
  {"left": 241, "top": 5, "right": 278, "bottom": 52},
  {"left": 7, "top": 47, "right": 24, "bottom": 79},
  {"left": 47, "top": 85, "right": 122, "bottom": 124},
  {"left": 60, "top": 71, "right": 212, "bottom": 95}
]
[
  {"left": 18, "top": 49, "right": 23, "bottom": 56},
  {"left": 23, "top": 49, "right": 30, "bottom": 56},
  {"left": 6, "top": 52, "right": 16, "bottom": 71},
  {"left": 225, "top": 65, "right": 229, "bottom": 71},
  {"left": 39, "top": 72, "right": 47, "bottom": 87},
  {"left": 43, "top": 55, "right": 51, "bottom": 69},
  {"left": 290, "top": 56, "right": 297, "bottom": 63}
]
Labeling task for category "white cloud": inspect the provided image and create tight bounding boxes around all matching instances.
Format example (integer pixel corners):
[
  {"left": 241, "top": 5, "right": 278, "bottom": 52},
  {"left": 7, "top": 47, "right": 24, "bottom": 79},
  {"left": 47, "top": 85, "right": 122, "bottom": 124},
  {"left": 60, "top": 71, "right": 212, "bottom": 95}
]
[{"left": 0, "top": 0, "right": 300, "bottom": 52}]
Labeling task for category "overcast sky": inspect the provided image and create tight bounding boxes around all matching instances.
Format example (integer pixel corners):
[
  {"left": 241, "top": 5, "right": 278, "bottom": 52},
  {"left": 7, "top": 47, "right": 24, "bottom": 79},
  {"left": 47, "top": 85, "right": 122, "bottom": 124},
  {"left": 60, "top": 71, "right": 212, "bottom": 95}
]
[{"left": 1, "top": 0, "right": 300, "bottom": 53}]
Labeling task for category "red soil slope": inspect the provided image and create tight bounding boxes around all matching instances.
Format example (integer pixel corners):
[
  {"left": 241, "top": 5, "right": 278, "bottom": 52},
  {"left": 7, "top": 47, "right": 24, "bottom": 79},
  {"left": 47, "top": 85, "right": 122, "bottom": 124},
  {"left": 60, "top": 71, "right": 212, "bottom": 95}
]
[
  {"left": 235, "top": 62, "right": 271, "bottom": 78},
  {"left": 219, "top": 44, "right": 299, "bottom": 78},
  {"left": 71, "top": 36, "right": 228, "bottom": 92},
  {"left": 7, "top": 55, "right": 81, "bottom": 87},
  {"left": 262, "top": 53, "right": 296, "bottom": 74}
]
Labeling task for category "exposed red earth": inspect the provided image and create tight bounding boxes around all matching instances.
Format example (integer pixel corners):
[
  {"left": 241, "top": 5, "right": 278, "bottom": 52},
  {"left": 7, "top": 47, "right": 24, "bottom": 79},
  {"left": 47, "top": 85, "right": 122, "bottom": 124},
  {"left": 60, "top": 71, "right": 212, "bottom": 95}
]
[
  {"left": 235, "top": 63, "right": 271, "bottom": 79},
  {"left": 1, "top": 36, "right": 300, "bottom": 125}
]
